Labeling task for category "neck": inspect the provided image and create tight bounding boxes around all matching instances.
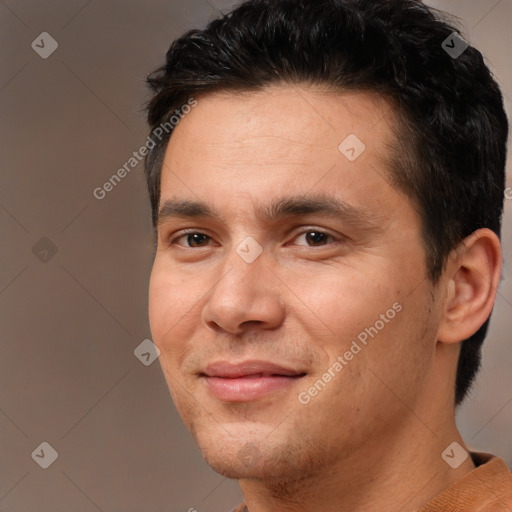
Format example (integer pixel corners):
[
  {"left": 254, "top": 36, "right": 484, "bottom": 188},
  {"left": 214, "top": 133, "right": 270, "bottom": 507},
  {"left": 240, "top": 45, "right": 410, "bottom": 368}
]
[
  {"left": 238, "top": 375, "right": 475, "bottom": 511},
  {"left": 239, "top": 423, "right": 474, "bottom": 512}
]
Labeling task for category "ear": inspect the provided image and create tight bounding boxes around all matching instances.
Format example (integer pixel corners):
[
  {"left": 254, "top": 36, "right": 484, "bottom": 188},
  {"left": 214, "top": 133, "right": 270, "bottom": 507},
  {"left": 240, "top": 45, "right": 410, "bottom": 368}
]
[{"left": 437, "top": 228, "right": 502, "bottom": 344}]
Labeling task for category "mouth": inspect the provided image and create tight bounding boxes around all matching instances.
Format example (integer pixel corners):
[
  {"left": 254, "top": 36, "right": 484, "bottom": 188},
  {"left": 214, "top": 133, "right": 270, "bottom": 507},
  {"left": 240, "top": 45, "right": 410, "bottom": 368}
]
[{"left": 199, "top": 360, "right": 307, "bottom": 402}]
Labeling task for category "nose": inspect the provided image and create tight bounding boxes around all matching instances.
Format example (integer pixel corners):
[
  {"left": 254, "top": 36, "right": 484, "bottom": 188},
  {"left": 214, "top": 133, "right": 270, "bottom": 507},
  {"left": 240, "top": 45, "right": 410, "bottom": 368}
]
[{"left": 201, "top": 242, "right": 285, "bottom": 336}]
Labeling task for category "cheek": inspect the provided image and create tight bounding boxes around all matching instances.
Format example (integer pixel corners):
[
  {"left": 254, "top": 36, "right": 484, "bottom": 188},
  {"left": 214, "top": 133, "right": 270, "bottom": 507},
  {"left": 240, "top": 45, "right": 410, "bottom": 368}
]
[
  {"left": 148, "top": 265, "right": 168, "bottom": 341},
  {"left": 149, "top": 260, "right": 206, "bottom": 368},
  {"left": 297, "top": 268, "right": 422, "bottom": 405},
  {"left": 293, "top": 266, "right": 400, "bottom": 348},
  {"left": 148, "top": 262, "right": 188, "bottom": 346}
]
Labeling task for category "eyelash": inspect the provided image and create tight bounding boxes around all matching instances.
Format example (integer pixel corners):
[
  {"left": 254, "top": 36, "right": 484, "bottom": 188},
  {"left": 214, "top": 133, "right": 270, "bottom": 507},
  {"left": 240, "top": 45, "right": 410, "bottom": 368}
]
[{"left": 167, "top": 229, "right": 341, "bottom": 249}]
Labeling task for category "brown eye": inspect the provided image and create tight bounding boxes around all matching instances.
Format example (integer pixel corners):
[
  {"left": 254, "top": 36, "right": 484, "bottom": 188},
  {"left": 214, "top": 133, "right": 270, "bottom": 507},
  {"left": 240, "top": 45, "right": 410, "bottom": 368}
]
[
  {"left": 305, "top": 231, "right": 330, "bottom": 246},
  {"left": 185, "top": 233, "right": 210, "bottom": 247},
  {"left": 294, "top": 230, "right": 337, "bottom": 247},
  {"left": 170, "top": 232, "right": 212, "bottom": 248}
]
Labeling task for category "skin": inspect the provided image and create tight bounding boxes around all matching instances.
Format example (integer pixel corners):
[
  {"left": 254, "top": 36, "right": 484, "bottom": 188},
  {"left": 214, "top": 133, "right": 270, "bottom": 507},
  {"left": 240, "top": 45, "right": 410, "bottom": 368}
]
[{"left": 148, "top": 85, "right": 502, "bottom": 511}]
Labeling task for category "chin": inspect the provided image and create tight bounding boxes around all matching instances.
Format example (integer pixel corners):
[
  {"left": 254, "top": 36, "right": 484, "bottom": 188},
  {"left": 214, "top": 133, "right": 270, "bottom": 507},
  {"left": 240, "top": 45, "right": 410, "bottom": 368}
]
[
  {"left": 201, "top": 445, "right": 268, "bottom": 479},
  {"left": 205, "top": 457, "right": 263, "bottom": 479},
  {"left": 197, "top": 431, "right": 312, "bottom": 483}
]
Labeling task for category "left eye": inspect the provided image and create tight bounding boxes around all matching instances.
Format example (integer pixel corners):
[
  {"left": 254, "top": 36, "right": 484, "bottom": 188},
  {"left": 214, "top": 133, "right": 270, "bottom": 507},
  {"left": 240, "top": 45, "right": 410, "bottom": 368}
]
[
  {"left": 169, "top": 230, "right": 337, "bottom": 248},
  {"left": 293, "top": 230, "right": 336, "bottom": 247}
]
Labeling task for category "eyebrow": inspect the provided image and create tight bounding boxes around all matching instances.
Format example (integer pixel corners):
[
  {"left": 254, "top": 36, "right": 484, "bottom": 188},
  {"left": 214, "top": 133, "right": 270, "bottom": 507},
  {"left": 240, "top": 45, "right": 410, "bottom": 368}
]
[{"left": 157, "top": 193, "right": 381, "bottom": 233}]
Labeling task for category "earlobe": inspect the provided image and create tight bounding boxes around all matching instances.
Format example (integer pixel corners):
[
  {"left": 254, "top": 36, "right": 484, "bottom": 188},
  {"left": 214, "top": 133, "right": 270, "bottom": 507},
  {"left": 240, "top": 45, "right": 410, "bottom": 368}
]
[{"left": 437, "top": 229, "right": 502, "bottom": 344}]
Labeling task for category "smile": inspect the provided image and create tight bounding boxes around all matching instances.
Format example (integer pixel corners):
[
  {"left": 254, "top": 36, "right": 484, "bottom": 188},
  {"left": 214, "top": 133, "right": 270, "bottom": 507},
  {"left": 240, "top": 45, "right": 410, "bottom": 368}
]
[{"left": 202, "top": 374, "right": 306, "bottom": 401}]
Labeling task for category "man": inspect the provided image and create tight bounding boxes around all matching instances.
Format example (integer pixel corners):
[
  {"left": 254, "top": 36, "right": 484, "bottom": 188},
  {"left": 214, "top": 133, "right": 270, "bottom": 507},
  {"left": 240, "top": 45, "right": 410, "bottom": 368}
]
[{"left": 143, "top": 0, "right": 512, "bottom": 510}]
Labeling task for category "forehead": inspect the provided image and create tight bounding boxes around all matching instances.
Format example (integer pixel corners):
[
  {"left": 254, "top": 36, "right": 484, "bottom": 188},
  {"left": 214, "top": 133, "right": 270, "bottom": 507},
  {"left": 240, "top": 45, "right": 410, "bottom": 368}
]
[
  {"left": 167, "top": 84, "right": 396, "bottom": 152},
  {"left": 158, "top": 85, "right": 406, "bottom": 224}
]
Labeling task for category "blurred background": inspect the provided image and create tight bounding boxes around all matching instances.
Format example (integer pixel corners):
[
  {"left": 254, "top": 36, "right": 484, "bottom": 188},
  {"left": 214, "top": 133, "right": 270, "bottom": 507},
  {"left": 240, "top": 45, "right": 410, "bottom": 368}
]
[{"left": 1, "top": 1, "right": 511, "bottom": 511}]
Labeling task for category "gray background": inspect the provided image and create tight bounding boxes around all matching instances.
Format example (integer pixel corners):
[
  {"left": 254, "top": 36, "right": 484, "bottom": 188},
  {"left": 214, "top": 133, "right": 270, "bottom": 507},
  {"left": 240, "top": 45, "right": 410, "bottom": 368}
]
[{"left": 1, "top": 1, "right": 511, "bottom": 511}]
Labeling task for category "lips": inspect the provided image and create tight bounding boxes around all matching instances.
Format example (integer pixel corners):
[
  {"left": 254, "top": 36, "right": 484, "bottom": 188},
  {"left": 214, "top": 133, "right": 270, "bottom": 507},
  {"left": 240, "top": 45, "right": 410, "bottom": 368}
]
[
  {"left": 200, "top": 360, "right": 307, "bottom": 402},
  {"left": 203, "top": 360, "right": 305, "bottom": 378}
]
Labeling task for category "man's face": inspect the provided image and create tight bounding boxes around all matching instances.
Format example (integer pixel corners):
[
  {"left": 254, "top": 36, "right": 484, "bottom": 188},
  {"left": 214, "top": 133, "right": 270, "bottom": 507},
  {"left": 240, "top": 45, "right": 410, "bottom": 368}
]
[{"left": 149, "top": 85, "right": 440, "bottom": 481}]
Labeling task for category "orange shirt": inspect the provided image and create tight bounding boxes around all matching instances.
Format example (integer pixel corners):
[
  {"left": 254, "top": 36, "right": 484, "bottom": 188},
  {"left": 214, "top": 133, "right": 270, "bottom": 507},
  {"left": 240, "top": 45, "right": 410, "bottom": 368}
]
[
  {"left": 231, "top": 452, "right": 512, "bottom": 512},
  {"left": 417, "top": 452, "right": 512, "bottom": 512}
]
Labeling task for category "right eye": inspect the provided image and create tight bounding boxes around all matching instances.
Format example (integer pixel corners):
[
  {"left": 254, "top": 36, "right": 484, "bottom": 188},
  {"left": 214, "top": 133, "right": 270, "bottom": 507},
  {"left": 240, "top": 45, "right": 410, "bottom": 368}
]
[{"left": 169, "top": 231, "right": 213, "bottom": 248}]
